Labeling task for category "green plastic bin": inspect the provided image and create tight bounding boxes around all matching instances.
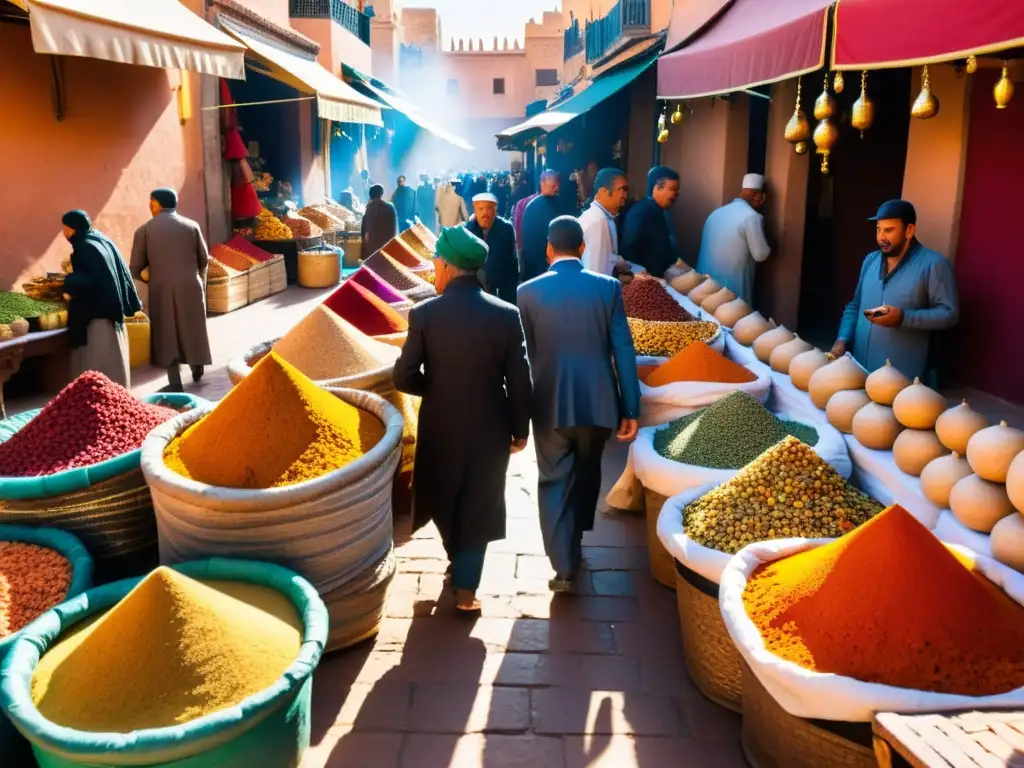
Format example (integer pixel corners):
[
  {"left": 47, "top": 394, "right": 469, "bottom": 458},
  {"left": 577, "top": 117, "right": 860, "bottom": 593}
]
[
  {"left": 0, "top": 525, "right": 93, "bottom": 765},
  {"left": 1, "top": 558, "right": 328, "bottom": 767}
]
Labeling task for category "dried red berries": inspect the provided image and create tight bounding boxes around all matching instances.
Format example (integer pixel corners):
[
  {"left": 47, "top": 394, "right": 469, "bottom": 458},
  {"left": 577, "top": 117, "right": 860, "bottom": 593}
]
[{"left": 0, "top": 371, "right": 177, "bottom": 477}]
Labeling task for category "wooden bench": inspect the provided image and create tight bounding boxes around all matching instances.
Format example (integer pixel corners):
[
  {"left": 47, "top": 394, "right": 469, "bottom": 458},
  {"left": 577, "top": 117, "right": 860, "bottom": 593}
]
[{"left": 873, "top": 710, "right": 1024, "bottom": 768}]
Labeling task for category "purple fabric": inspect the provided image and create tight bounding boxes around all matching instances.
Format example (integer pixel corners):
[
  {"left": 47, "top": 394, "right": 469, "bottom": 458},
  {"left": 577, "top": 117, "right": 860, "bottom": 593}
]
[
  {"left": 349, "top": 266, "right": 408, "bottom": 304},
  {"left": 513, "top": 193, "right": 540, "bottom": 247}
]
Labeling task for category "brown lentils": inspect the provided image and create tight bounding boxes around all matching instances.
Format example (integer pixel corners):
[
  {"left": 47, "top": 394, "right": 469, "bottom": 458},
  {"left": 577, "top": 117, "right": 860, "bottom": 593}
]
[{"left": 0, "top": 542, "right": 72, "bottom": 637}]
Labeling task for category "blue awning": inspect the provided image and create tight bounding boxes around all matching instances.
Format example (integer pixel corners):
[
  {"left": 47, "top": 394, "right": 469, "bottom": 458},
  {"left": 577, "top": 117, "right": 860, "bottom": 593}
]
[
  {"left": 341, "top": 64, "right": 474, "bottom": 151},
  {"left": 496, "top": 54, "right": 656, "bottom": 148}
]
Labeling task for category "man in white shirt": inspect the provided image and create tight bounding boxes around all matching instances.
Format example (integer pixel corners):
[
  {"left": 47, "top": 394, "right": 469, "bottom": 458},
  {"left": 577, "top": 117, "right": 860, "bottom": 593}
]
[
  {"left": 695, "top": 173, "right": 771, "bottom": 302},
  {"left": 578, "top": 168, "right": 640, "bottom": 278}
]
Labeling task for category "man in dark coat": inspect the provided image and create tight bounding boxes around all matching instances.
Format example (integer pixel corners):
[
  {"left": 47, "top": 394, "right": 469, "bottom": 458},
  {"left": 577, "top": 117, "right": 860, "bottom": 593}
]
[
  {"left": 518, "top": 216, "right": 640, "bottom": 592},
  {"left": 519, "top": 170, "right": 565, "bottom": 283},
  {"left": 361, "top": 184, "right": 397, "bottom": 257},
  {"left": 620, "top": 166, "right": 681, "bottom": 278},
  {"left": 391, "top": 175, "right": 417, "bottom": 231},
  {"left": 415, "top": 174, "right": 437, "bottom": 232},
  {"left": 393, "top": 225, "right": 532, "bottom": 612},
  {"left": 467, "top": 192, "right": 519, "bottom": 303}
]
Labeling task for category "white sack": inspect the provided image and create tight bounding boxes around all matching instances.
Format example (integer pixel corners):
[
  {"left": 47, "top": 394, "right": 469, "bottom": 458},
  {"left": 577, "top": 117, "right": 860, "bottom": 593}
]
[
  {"left": 632, "top": 411, "right": 851, "bottom": 499},
  {"left": 638, "top": 365, "right": 771, "bottom": 427},
  {"left": 932, "top": 509, "right": 993, "bottom": 558},
  {"left": 844, "top": 435, "right": 942, "bottom": 530},
  {"left": 656, "top": 481, "right": 728, "bottom": 583},
  {"left": 719, "top": 537, "right": 1024, "bottom": 722}
]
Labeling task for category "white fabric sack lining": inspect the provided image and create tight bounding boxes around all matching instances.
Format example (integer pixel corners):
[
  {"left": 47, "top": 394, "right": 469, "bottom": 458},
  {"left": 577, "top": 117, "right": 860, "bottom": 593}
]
[
  {"left": 719, "top": 537, "right": 1024, "bottom": 722},
  {"left": 632, "top": 411, "right": 852, "bottom": 499},
  {"left": 656, "top": 481, "right": 729, "bottom": 583},
  {"left": 638, "top": 364, "right": 771, "bottom": 427}
]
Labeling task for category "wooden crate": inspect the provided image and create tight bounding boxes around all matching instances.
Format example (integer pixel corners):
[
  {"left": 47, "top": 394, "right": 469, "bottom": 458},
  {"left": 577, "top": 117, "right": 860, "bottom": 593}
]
[
  {"left": 207, "top": 273, "right": 249, "bottom": 314},
  {"left": 248, "top": 261, "right": 271, "bottom": 303},
  {"left": 268, "top": 254, "right": 287, "bottom": 294},
  {"left": 874, "top": 710, "right": 1024, "bottom": 768}
]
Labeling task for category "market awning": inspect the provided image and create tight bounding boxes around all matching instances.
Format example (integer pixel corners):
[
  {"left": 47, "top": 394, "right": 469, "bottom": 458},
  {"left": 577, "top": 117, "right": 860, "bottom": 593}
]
[
  {"left": 23, "top": 0, "right": 246, "bottom": 79},
  {"left": 221, "top": 18, "right": 382, "bottom": 126},
  {"left": 496, "top": 54, "right": 655, "bottom": 147},
  {"left": 663, "top": 0, "right": 733, "bottom": 53},
  {"left": 341, "top": 64, "right": 473, "bottom": 151},
  {"left": 657, "top": 0, "right": 833, "bottom": 100},
  {"left": 832, "top": 0, "right": 1024, "bottom": 70}
]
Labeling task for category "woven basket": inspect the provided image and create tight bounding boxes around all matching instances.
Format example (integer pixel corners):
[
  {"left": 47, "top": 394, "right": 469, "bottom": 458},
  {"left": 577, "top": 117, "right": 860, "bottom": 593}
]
[
  {"left": 207, "top": 272, "right": 249, "bottom": 314},
  {"left": 0, "top": 469, "right": 158, "bottom": 583},
  {"left": 268, "top": 254, "right": 287, "bottom": 294},
  {"left": 643, "top": 486, "right": 674, "bottom": 588},
  {"left": 248, "top": 260, "right": 271, "bottom": 303},
  {"left": 298, "top": 250, "right": 341, "bottom": 288},
  {"left": 339, "top": 235, "right": 362, "bottom": 268},
  {"left": 322, "top": 546, "right": 395, "bottom": 652},
  {"left": 740, "top": 661, "right": 876, "bottom": 768},
  {"left": 674, "top": 560, "right": 742, "bottom": 712},
  {"left": 374, "top": 331, "right": 408, "bottom": 348}
]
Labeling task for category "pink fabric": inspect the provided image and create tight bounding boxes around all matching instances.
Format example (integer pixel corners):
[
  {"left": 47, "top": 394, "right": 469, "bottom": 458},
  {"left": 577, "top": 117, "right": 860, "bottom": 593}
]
[
  {"left": 657, "top": 0, "right": 832, "bottom": 99},
  {"left": 349, "top": 266, "right": 408, "bottom": 305},
  {"left": 833, "top": 0, "right": 1024, "bottom": 70}
]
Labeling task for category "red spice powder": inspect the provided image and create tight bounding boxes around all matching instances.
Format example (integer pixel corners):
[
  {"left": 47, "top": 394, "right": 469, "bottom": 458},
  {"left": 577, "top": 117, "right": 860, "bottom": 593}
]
[
  {"left": 323, "top": 281, "right": 409, "bottom": 336},
  {"left": 0, "top": 372, "right": 178, "bottom": 477},
  {"left": 227, "top": 236, "right": 275, "bottom": 263},
  {"left": 743, "top": 505, "right": 1024, "bottom": 695},
  {"left": 349, "top": 267, "right": 407, "bottom": 305}
]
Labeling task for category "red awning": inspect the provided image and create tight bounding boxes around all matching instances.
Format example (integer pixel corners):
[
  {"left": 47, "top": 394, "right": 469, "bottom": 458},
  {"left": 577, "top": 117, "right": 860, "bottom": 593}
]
[
  {"left": 657, "top": 0, "right": 833, "bottom": 99},
  {"left": 832, "top": 0, "right": 1024, "bottom": 71},
  {"left": 663, "top": 0, "right": 733, "bottom": 53}
]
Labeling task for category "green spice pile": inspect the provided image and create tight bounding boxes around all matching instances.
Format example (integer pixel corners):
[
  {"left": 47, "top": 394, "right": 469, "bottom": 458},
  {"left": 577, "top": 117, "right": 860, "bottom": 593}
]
[
  {"left": 684, "top": 437, "right": 883, "bottom": 553},
  {"left": 654, "top": 391, "right": 819, "bottom": 469},
  {"left": 0, "top": 292, "right": 62, "bottom": 324}
]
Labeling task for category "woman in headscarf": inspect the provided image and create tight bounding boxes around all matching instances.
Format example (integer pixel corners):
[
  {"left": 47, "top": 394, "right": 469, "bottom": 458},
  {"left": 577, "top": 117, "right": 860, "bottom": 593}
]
[{"left": 61, "top": 210, "right": 141, "bottom": 387}]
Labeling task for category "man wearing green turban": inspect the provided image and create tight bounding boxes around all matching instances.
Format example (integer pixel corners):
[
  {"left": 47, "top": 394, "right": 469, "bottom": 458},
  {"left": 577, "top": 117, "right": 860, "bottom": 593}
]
[{"left": 394, "top": 224, "right": 533, "bottom": 613}]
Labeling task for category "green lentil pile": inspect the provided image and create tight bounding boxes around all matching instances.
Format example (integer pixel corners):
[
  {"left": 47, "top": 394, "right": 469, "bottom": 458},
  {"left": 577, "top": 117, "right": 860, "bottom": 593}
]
[
  {"left": 0, "top": 293, "right": 62, "bottom": 324},
  {"left": 684, "top": 436, "right": 883, "bottom": 553},
  {"left": 654, "top": 391, "right": 819, "bottom": 469}
]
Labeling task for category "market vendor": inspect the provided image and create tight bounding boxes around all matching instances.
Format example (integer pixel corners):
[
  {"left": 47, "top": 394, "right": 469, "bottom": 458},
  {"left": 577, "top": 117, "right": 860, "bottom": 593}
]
[
  {"left": 830, "top": 200, "right": 959, "bottom": 380},
  {"left": 467, "top": 192, "right": 519, "bottom": 303},
  {"left": 61, "top": 210, "right": 141, "bottom": 387},
  {"left": 620, "top": 166, "right": 681, "bottom": 278},
  {"left": 129, "top": 188, "right": 212, "bottom": 392}
]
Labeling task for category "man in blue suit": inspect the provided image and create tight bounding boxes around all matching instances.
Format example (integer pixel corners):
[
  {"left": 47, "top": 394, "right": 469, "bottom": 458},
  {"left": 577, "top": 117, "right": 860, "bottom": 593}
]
[{"left": 517, "top": 216, "right": 641, "bottom": 592}]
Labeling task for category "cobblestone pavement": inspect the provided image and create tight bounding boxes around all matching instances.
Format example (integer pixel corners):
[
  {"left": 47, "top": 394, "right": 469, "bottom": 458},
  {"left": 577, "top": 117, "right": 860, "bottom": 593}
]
[{"left": 301, "top": 441, "right": 746, "bottom": 767}]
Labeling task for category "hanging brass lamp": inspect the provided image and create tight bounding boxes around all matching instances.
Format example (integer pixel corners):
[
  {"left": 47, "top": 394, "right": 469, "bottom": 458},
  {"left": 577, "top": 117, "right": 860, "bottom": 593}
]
[
  {"left": 994, "top": 62, "right": 1015, "bottom": 109},
  {"left": 911, "top": 65, "right": 940, "bottom": 119},
  {"left": 834, "top": 71, "right": 845, "bottom": 94},
  {"left": 657, "top": 106, "right": 670, "bottom": 144},
  {"left": 813, "top": 117, "right": 839, "bottom": 174},
  {"left": 851, "top": 71, "right": 875, "bottom": 137},
  {"left": 784, "top": 77, "right": 812, "bottom": 154},
  {"left": 966, "top": 55, "right": 978, "bottom": 75},
  {"left": 671, "top": 103, "right": 684, "bottom": 125},
  {"left": 814, "top": 73, "right": 837, "bottom": 120}
]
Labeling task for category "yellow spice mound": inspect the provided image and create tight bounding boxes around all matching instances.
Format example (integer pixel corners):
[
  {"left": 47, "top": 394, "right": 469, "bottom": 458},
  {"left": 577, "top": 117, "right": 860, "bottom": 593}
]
[
  {"left": 272, "top": 306, "right": 399, "bottom": 381},
  {"left": 31, "top": 567, "right": 302, "bottom": 732},
  {"left": 165, "top": 351, "right": 385, "bottom": 489}
]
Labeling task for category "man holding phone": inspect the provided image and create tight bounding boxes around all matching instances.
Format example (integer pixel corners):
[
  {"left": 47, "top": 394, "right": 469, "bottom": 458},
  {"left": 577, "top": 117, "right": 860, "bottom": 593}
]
[{"left": 831, "top": 200, "right": 959, "bottom": 380}]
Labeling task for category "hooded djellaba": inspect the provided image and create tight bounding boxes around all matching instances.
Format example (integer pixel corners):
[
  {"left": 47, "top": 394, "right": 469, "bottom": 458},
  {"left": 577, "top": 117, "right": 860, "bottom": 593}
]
[{"left": 61, "top": 210, "right": 142, "bottom": 387}]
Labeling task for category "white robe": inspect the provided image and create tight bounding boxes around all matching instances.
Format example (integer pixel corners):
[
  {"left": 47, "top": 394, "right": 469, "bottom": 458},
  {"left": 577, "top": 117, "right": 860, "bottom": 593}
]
[
  {"left": 695, "top": 198, "right": 771, "bottom": 302},
  {"left": 579, "top": 202, "right": 644, "bottom": 276}
]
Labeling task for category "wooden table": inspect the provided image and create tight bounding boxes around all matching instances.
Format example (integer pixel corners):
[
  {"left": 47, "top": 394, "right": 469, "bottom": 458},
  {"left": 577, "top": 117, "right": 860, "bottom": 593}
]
[
  {"left": 0, "top": 329, "right": 67, "bottom": 417},
  {"left": 874, "top": 711, "right": 1024, "bottom": 768}
]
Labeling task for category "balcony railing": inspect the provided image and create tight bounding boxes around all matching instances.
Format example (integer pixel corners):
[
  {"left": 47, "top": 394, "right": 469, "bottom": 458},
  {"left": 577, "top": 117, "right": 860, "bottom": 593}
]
[
  {"left": 563, "top": 20, "right": 583, "bottom": 60},
  {"left": 290, "top": 0, "right": 371, "bottom": 45},
  {"left": 584, "top": 0, "right": 650, "bottom": 63}
]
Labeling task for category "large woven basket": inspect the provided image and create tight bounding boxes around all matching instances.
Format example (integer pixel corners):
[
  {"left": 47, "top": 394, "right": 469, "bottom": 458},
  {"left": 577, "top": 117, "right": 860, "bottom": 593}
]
[
  {"left": 740, "top": 661, "right": 876, "bottom": 768},
  {"left": 674, "top": 560, "right": 742, "bottom": 712},
  {"left": 322, "top": 546, "right": 395, "bottom": 652},
  {"left": 207, "top": 272, "right": 248, "bottom": 314},
  {"left": 0, "top": 469, "right": 157, "bottom": 583},
  {"left": 643, "top": 486, "right": 674, "bottom": 588},
  {"left": 298, "top": 250, "right": 341, "bottom": 288}
]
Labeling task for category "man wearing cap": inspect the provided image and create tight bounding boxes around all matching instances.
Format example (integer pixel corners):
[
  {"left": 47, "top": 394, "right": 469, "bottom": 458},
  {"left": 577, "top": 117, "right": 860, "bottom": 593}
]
[
  {"left": 129, "top": 188, "right": 212, "bottom": 392},
  {"left": 830, "top": 200, "right": 959, "bottom": 380},
  {"left": 518, "top": 216, "right": 640, "bottom": 592},
  {"left": 393, "top": 226, "right": 532, "bottom": 613},
  {"left": 695, "top": 173, "right": 771, "bottom": 302},
  {"left": 467, "top": 191, "right": 519, "bottom": 303}
]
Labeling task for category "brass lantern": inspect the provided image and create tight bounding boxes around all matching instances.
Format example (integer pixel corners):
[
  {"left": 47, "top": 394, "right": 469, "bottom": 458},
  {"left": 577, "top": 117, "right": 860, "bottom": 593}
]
[
  {"left": 851, "top": 71, "right": 875, "bottom": 137},
  {"left": 911, "top": 65, "right": 940, "bottom": 119},
  {"left": 966, "top": 55, "right": 978, "bottom": 75},
  {"left": 671, "top": 103, "right": 684, "bottom": 125},
  {"left": 813, "top": 118, "right": 839, "bottom": 174},
  {"left": 833, "top": 71, "right": 845, "bottom": 94},
  {"left": 814, "top": 73, "right": 837, "bottom": 120},
  {"left": 994, "top": 62, "right": 1015, "bottom": 109},
  {"left": 785, "top": 78, "right": 812, "bottom": 154},
  {"left": 657, "top": 107, "right": 669, "bottom": 144}
]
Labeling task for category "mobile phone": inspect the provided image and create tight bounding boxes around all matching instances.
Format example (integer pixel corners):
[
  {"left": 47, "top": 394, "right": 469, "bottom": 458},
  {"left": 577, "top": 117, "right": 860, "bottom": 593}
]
[{"left": 864, "top": 309, "right": 887, "bottom": 319}]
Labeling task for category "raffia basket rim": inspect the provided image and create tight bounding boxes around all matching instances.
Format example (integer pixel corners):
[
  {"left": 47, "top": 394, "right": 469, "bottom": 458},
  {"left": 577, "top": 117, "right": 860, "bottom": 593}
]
[{"left": 643, "top": 487, "right": 675, "bottom": 589}]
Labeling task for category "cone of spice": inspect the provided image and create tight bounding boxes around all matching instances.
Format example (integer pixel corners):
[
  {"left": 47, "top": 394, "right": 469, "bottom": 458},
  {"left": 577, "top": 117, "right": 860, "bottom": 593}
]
[
  {"left": 381, "top": 238, "right": 430, "bottom": 270},
  {"left": 272, "top": 306, "right": 399, "bottom": 381},
  {"left": 349, "top": 267, "right": 409, "bottom": 306},
  {"left": 164, "top": 352, "right": 384, "bottom": 489},
  {"left": 0, "top": 372, "right": 178, "bottom": 476},
  {"left": 323, "top": 281, "right": 408, "bottom": 337},
  {"left": 742, "top": 504, "right": 1024, "bottom": 695},
  {"left": 364, "top": 251, "right": 434, "bottom": 296},
  {"left": 31, "top": 567, "right": 302, "bottom": 731},
  {"left": 645, "top": 342, "right": 756, "bottom": 387},
  {"left": 623, "top": 276, "right": 694, "bottom": 323}
]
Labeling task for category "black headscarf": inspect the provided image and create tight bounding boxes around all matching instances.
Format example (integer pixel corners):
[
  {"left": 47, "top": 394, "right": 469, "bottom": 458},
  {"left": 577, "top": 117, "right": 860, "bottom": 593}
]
[
  {"left": 62, "top": 210, "right": 92, "bottom": 236},
  {"left": 151, "top": 188, "right": 178, "bottom": 210}
]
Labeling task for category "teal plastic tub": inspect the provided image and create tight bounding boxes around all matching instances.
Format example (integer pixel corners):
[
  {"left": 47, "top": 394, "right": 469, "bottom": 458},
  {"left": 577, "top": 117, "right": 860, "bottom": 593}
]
[
  {"left": 1, "top": 558, "right": 327, "bottom": 768},
  {"left": 0, "top": 393, "right": 209, "bottom": 500},
  {"left": 0, "top": 525, "right": 94, "bottom": 765}
]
